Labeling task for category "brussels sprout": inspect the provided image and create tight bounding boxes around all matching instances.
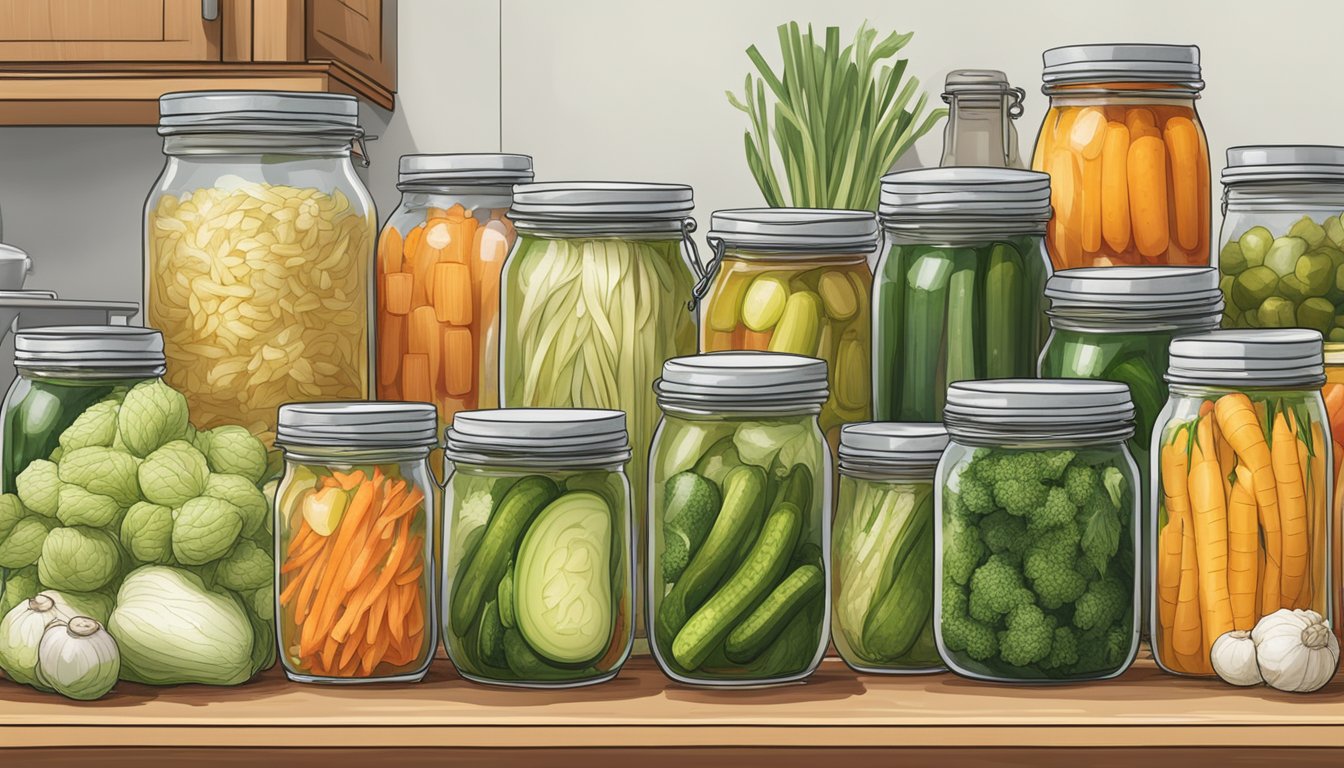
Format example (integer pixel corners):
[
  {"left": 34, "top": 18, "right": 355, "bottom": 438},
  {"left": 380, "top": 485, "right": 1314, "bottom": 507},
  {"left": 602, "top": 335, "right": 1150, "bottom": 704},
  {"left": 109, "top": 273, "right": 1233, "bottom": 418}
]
[
  {"left": 119, "top": 501, "right": 174, "bottom": 565},
  {"left": 1326, "top": 216, "right": 1344, "bottom": 248},
  {"left": 0, "top": 566, "right": 40, "bottom": 616},
  {"left": 58, "top": 400, "right": 118, "bottom": 452},
  {"left": 37, "top": 527, "right": 120, "bottom": 592},
  {"left": 58, "top": 448, "right": 141, "bottom": 507},
  {"left": 1296, "top": 250, "right": 1335, "bottom": 297},
  {"left": 1280, "top": 274, "right": 1308, "bottom": 303},
  {"left": 215, "top": 540, "right": 273, "bottom": 592},
  {"left": 116, "top": 379, "right": 190, "bottom": 458},
  {"left": 16, "top": 460, "right": 61, "bottom": 517},
  {"left": 1330, "top": 328, "right": 1344, "bottom": 343},
  {"left": 1232, "top": 266, "right": 1279, "bottom": 311},
  {"left": 203, "top": 474, "right": 268, "bottom": 538},
  {"left": 0, "top": 516, "right": 54, "bottom": 568},
  {"left": 0, "top": 494, "right": 27, "bottom": 541},
  {"left": 1265, "top": 236, "right": 1309, "bottom": 277},
  {"left": 55, "top": 484, "right": 121, "bottom": 529},
  {"left": 1289, "top": 216, "right": 1327, "bottom": 248},
  {"left": 1258, "top": 296, "right": 1297, "bottom": 327},
  {"left": 1239, "top": 226, "right": 1274, "bottom": 267},
  {"left": 138, "top": 441, "right": 209, "bottom": 508},
  {"left": 199, "top": 426, "right": 269, "bottom": 486},
  {"left": 1219, "top": 241, "right": 1247, "bottom": 275},
  {"left": 1297, "top": 297, "right": 1336, "bottom": 335},
  {"left": 171, "top": 497, "right": 243, "bottom": 565}
]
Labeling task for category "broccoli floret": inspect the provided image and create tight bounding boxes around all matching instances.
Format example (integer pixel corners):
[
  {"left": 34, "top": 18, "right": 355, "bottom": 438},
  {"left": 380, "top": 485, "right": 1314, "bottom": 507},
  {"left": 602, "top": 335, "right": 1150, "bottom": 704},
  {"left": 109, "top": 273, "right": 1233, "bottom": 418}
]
[
  {"left": 1073, "top": 620, "right": 1134, "bottom": 672},
  {"left": 980, "top": 511, "right": 1029, "bottom": 555},
  {"left": 964, "top": 450, "right": 1002, "bottom": 483},
  {"left": 968, "top": 554, "right": 1033, "bottom": 623},
  {"left": 1024, "top": 550, "right": 1089, "bottom": 609},
  {"left": 1029, "top": 518, "right": 1080, "bottom": 561},
  {"left": 993, "top": 451, "right": 1074, "bottom": 484},
  {"left": 1073, "top": 576, "right": 1130, "bottom": 631},
  {"left": 1063, "top": 464, "right": 1099, "bottom": 506},
  {"left": 1041, "top": 626, "right": 1079, "bottom": 670},
  {"left": 944, "top": 509, "right": 988, "bottom": 586},
  {"left": 1027, "top": 486, "right": 1076, "bottom": 532},
  {"left": 997, "top": 603, "right": 1055, "bottom": 667},
  {"left": 941, "top": 581, "right": 999, "bottom": 661},
  {"left": 958, "top": 475, "right": 996, "bottom": 515},
  {"left": 993, "top": 478, "right": 1048, "bottom": 517}
]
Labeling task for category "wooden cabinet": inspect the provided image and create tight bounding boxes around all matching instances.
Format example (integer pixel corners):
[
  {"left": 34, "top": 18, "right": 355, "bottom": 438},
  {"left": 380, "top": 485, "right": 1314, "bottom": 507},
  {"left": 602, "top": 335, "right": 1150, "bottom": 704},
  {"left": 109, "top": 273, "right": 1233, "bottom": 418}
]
[{"left": 0, "top": 0, "right": 395, "bottom": 124}]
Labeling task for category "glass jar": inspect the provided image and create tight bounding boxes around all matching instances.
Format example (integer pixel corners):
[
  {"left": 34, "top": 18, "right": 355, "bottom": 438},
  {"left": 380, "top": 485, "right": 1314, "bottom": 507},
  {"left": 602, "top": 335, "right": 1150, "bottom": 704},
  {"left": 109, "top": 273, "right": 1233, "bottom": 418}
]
[
  {"left": 376, "top": 154, "right": 532, "bottom": 421},
  {"left": 1032, "top": 44, "right": 1210, "bottom": 269},
  {"left": 937, "top": 379, "right": 1140, "bottom": 683},
  {"left": 833, "top": 422, "right": 947, "bottom": 674},
  {"left": 940, "top": 69, "right": 1026, "bottom": 169},
  {"left": 697, "top": 208, "right": 876, "bottom": 446},
  {"left": 2, "top": 326, "right": 165, "bottom": 491},
  {"left": 1218, "top": 146, "right": 1344, "bottom": 335},
  {"left": 1324, "top": 343, "right": 1344, "bottom": 642},
  {"left": 442, "top": 409, "right": 633, "bottom": 688},
  {"left": 145, "top": 91, "right": 376, "bottom": 445},
  {"left": 273, "top": 402, "right": 438, "bottom": 684},
  {"left": 875, "top": 167, "right": 1052, "bottom": 422},
  {"left": 1151, "top": 330, "right": 1332, "bottom": 676},
  {"left": 647, "top": 352, "right": 831, "bottom": 686}
]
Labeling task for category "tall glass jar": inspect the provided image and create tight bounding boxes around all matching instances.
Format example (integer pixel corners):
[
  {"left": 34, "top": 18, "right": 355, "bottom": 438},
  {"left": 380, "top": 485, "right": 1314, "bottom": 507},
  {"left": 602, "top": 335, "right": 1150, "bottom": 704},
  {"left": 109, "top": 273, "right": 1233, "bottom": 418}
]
[
  {"left": 376, "top": 154, "right": 532, "bottom": 420},
  {"left": 145, "top": 92, "right": 375, "bottom": 445},
  {"left": 2, "top": 326, "right": 166, "bottom": 491},
  {"left": 1218, "top": 146, "right": 1344, "bottom": 334},
  {"left": 442, "top": 409, "right": 633, "bottom": 688},
  {"left": 697, "top": 208, "right": 876, "bottom": 447},
  {"left": 937, "top": 380, "right": 1140, "bottom": 683},
  {"left": 940, "top": 69, "right": 1026, "bottom": 169},
  {"left": 1151, "top": 330, "right": 1332, "bottom": 676},
  {"left": 273, "top": 402, "right": 438, "bottom": 684},
  {"left": 875, "top": 167, "right": 1052, "bottom": 422},
  {"left": 1032, "top": 44, "right": 1210, "bottom": 269},
  {"left": 647, "top": 352, "right": 831, "bottom": 686},
  {"left": 833, "top": 422, "right": 947, "bottom": 674}
]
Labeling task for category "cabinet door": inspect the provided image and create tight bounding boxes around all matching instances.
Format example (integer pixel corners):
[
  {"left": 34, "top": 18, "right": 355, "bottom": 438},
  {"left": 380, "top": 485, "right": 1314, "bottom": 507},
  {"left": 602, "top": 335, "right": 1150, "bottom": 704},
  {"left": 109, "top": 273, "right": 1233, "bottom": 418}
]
[
  {"left": 0, "top": 0, "right": 220, "bottom": 61},
  {"left": 307, "top": 0, "right": 394, "bottom": 93}
]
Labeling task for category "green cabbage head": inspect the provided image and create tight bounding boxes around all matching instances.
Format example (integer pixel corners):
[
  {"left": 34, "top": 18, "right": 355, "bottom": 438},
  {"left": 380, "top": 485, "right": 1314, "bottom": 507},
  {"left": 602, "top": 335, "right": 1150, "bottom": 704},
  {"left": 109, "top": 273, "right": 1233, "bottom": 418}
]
[
  {"left": 38, "top": 526, "right": 120, "bottom": 592},
  {"left": 203, "top": 473, "right": 268, "bottom": 537},
  {"left": 139, "top": 441, "right": 209, "bottom": 507},
  {"left": 16, "top": 460, "right": 61, "bottom": 517},
  {"left": 116, "top": 379, "right": 190, "bottom": 458},
  {"left": 120, "top": 501, "right": 174, "bottom": 565},
  {"left": 55, "top": 484, "right": 121, "bottom": 528},
  {"left": 199, "top": 426, "right": 269, "bottom": 485},
  {"left": 215, "top": 539, "right": 273, "bottom": 592},
  {"left": 171, "top": 497, "right": 242, "bottom": 565},
  {"left": 58, "top": 448, "right": 141, "bottom": 507},
  {"left": 0, "top": 494, "right": 26, "bottom": 540},
  {"left": 59, "top": 399, "right": 118, "bottom": 451},
  {"left": 0, "top": 516, "right": 54, "bottom": 569}
]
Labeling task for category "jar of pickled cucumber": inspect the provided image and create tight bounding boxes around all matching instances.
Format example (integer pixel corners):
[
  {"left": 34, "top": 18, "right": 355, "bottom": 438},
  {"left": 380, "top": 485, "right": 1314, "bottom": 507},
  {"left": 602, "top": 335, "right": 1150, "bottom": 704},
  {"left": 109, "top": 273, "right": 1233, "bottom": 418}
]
[
  {"left": 937, "top": 380, "right": 1140, "bottom": 683},
  {"left": 2, "top": 326, "right": 166, "bottom": 491},
  {"left": 875, "top": 167, "right": 1052, "bottom": 422},
  {"left": 376, "top": 154, "right": 532, "bottom": 421},
  {"left": 146, "top": 92, "right": 376, "bottom": 445},
  {"left": 648, "top": 352, "right": 831, "bottom": 686},
  {"left": 697, "top": 208, "right": 876, "bottom": 446},
  {"left": 1033, "top": 44, "right": 1210, "bottom": 269},
  {"left": 442, "top": 409, "right": 633, "bottom": 688},
  {"left": 1218, "top": 146, "right": 1344, "bottom": 335},
  {"left": 833, "top": 422, "right": 947, "bottom": 674},
  {"left": 273, "top": 402, "right": 438, "bottom": 684},
  {"left": 1151, "top": 330, "right": 1332, "bottom": 676}
]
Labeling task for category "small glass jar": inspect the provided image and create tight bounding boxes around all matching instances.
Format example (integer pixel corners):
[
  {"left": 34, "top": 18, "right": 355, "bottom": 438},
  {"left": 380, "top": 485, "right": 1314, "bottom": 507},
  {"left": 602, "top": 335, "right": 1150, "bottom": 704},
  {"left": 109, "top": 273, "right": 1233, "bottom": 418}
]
[
  {"left": 2, "top": 326, "right": 166, "bottom": 491},
  {"left": 273, "top": 402, "right": 438, "bottom": 684},
  {"left": 697, "top": 208, "right": 876, "bottom": 447},
  {"left": 647, "top": 352, "right": 832, "bottom": 686},
  {"left": 145, "top": 92, "right": 376, "bottom": 445},
  {"left": 442, "top": 409, "right": 634, "bottom": 688},
  {"left": 1032, "top": 44, "right": 1210, "bottom": 269},
  {"left": 1151, "top": 330, "right": 1333, "bottom": 676},
  {"left": 875, "top": 167, "right": 1052, "bottom": 422},
  {"left": 940, "top": 69, "right": 1026, "bottom": 169},
  {"left": 936, "top": 380, "right": 1140, "bottom": 683},
  {"left": 833, "top": 422, "right": 947, "bottom": 674},
  {"left": 1218, "top": 146, "right": 1344, "bottom": 335}
]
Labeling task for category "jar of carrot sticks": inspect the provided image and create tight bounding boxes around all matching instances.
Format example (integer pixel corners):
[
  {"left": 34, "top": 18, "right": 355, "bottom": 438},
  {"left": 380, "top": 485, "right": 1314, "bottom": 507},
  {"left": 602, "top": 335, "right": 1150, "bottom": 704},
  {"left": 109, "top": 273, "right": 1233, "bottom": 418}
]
[
  {"left": 1152, "top": 330, "right": 1332, "bottom": 677},
  {"left": 1032, "top": 44, "right": 1210, "bottom": 269},
  {"left": 273, "top": 402, "right": 438, "bottom": 684}
]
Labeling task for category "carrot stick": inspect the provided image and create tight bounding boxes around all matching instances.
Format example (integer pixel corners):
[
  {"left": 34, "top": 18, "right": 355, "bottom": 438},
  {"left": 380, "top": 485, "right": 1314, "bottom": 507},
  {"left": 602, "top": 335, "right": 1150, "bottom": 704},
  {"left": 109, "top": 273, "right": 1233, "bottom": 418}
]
[
  {"left": 1271, "top": 411, "right": 1309, "bottom": 607},
  {"left": 1157, "top": 517, "right": 1182, "bottom": 664},
  {"left": 1227, "top": 465, "right": 1258, "bottom": 630},
  {"left": 1214, "top": 394, "right": 1281, "bottom": 613},
  {"left": 1188, "top": 455, "right": 1235, "bottom": 650}
]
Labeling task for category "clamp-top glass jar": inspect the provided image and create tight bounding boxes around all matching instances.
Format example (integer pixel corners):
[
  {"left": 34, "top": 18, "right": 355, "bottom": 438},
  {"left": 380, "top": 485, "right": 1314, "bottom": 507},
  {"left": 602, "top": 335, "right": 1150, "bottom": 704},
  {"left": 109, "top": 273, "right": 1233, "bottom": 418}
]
[
  {"left": 145, "top": 91, "right": 375, "bottom": 445},
  {"left": 875, "top": 167, "right": 1053, "bottom": 422},
  {"left": 1032, "top": 44, "right": 1210, "bottom": 269},
  {"left": 697, "top": 208, "right": 876, "bottom": 446},
  {"left": 442, "top": 409, "right": 634, "bottom": 688},
  {"left": 940, "top": 69, "right": 1026, "bottom": 168}
]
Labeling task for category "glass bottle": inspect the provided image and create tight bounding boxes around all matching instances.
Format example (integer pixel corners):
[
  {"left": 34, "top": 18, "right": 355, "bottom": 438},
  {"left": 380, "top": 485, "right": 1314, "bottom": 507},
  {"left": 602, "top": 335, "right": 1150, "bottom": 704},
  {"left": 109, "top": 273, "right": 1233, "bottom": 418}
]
[{"left": 940, "top": 69, "right": 1026, "bottom": 168}]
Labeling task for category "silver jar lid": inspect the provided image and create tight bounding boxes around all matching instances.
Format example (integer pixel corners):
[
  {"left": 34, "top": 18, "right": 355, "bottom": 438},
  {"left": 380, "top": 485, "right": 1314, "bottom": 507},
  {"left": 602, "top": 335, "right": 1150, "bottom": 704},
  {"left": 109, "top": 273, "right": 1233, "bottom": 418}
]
[
  {"left": 158, "top": 91, "right": 361, "bottom": 135},
  {"left": 398, "top": 153, "right": 534, "bottom": 186},
  {"left": 1166, "top": 329, "right": 1325, "bottom": 387},
  {"left": 14, "top": 326, "right": 166, "bottom": 374},
  {"left": 276, "top": 402, "right": 439, "bottom": 449},
  {"left": 445, "top": 408, "right": 631, "bottom": 466},
  {"left": 1222, "top": 145, "right": 1344, "bottom": 186},
  {"left": 1046, "top": 267, "right": 1224, "bottom": 329},
  {"left": 839, "top": 422, "right": 948, "bottom": 474},
  {"left": 1041, "top": 44, "right": 1203, "bottom": 89},
  {"left": 879, "top": 168, "right": 1052, "bottom": 234},
  {"left": 707, "top": 208, "right": 878, "bottom": 253},
  {"left": 943, "top": 379, "right": 1136, "bottom": 444},
  {"left": 655, "top": 352, "right": 829, "bottom": 413},
  {"left": 510, "top": 182, "right": 693, "bottom": 226}
]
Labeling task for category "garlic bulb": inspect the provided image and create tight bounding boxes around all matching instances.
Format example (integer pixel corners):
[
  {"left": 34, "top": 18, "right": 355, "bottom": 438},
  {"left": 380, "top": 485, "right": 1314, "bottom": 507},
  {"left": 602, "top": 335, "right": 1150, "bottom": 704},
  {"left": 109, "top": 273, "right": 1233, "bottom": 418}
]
[
  {"left": 1211, "top": 630, "right": 1262, "bottom": 686},
  {"left": 37, "top": 616, "right": 120, "bottom": 701},
  {"left": 1252, "top": 609, "right": 1340, "bottom": 693},
  {"left": 0, "top": 594, "right": 72, "bottom": 688}
]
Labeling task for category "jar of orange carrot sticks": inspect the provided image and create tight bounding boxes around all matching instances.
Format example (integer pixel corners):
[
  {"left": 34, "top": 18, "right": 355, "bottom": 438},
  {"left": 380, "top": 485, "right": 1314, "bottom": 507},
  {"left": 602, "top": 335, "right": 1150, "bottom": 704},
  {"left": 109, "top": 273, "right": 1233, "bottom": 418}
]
[
  {"left": 1152, "top": 330, "right": 1332, "bottom": 677},
  {"left": 1032, "top": 44, "right": 1210, "bottom": 270},
  {"left": 273, "top": 402, "right": 439, "bottom": 684}
]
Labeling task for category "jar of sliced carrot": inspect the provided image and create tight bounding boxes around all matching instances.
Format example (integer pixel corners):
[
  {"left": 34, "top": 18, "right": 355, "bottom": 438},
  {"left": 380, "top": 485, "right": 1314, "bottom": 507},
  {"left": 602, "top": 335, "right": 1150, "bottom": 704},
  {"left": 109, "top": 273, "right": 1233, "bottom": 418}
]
[
  {"left": 1152, "top": 330, "right": 1332, "bottom": 677},
  {"left": 273, "top": 402, "right": 438, "bottom": 684},
  {"left": 376, "top": 154, "right": 532, "bottom": 424},
  {"left": 1032, "top": 44, "right": 1210, "bottom": 270}
]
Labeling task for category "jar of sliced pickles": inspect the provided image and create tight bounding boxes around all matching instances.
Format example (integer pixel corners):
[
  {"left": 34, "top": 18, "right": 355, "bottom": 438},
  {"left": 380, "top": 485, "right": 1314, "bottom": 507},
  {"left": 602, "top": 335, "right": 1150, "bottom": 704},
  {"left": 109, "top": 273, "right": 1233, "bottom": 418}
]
[
  {"left": 1032, "top": 44, "right": 1210, "bottom": 269},
  {"left": 1151, "top": 330, "right": 1332, "bottom": 676},
  {"left": 146, "top": 92, "right": 376, "bottom": 445},
  {"left": 2, "top": 326, "right": 166, "bottom": 491},
  {"left": 273, "top": 402, "right": 438, "bottom": 684},
  {"left": 833, "top": 423, "right": 947, "bottom": 674},
  {"left": 648, "top": 352, "right": 831, "bottom": 686},
  {"left": 875, "top": 167, "right": 1052, "bottom": 422},
  {"left": 376, "top": 154, "right": 532, "bottom": 420},
  {"left": 698, "top": 208, "right": 876, "bottom": 445},
  {"left": 442, "top": 409, "right": 633, "bottom": 687}
]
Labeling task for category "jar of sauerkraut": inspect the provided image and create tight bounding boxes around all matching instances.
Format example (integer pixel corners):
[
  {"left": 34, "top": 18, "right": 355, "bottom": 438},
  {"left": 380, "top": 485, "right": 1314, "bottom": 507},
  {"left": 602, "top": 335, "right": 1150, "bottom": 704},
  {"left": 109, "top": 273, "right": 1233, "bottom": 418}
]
[{"left": 145, "top": 91, "right": 376, "bottom": 445}]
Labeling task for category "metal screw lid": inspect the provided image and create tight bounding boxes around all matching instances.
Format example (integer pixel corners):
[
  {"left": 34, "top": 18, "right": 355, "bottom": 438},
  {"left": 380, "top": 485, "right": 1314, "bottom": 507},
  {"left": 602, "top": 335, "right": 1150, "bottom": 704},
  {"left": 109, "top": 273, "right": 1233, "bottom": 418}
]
[
  {"left": 1166, "top": 329, "right": 1325, "bottom": 387},
  {"left": 14, "top": 326, "right": 166, "bottom": 374},
  {"left": 276, "top": 402, "right": 440, "bottom": 449}
]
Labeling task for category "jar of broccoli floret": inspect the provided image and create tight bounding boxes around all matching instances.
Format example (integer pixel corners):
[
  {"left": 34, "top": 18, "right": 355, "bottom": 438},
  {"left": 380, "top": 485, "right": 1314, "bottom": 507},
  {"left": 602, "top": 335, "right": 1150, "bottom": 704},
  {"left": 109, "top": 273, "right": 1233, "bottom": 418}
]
[
  {"left": 936, "top": 379, "right": 1140, "bottom": 683},
  {"left": 833, "top": 422, "right": 947, "bottom": 674}
]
